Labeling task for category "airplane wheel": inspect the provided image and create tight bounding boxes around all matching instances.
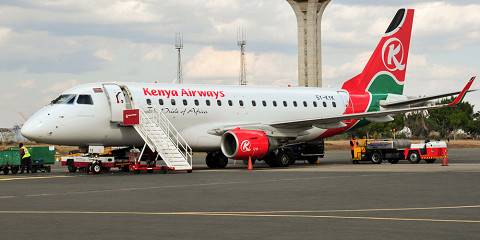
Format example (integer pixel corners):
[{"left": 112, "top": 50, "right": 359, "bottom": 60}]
[
  {"left": 408, "top": 152, "right": 420, "bottom": 164},
  {"left": 370, "top": 152, "right": 382, "bottom": 164},
  {"left": 206, "top": 152, "right": 217, "bottom": 169},
  {"left": 216, "top": 153, "right": 228, "bottom": 169},
  {"left": 206, "top": 151, "right": 228, "bottom": 169},
  {"left": 352, "top": 160, "right": 359, "bottom": 164}
]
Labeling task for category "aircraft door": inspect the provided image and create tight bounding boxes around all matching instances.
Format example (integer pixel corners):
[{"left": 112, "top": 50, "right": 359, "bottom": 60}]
[{"left": 103, "top": 84, "right": 127, "bottom": 123}]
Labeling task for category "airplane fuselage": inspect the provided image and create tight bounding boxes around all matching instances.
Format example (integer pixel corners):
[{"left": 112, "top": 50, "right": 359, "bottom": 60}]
[{"left": 21, "top": 83, "right": 349, "bottom": 151}]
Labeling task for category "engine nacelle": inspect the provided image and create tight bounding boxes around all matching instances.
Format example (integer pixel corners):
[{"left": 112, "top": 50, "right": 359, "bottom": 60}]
[{"left": 221, "top": 129, "right": 271, "bottom": 160}]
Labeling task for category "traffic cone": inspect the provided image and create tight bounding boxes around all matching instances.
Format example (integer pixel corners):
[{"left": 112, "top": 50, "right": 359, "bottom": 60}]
[{"left": 247, "top": 156, "right": 253, "bottom": 171}]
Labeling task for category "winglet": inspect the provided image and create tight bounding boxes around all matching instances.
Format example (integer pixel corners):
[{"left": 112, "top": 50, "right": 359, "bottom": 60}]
[{"left": 448, "top": 76, "right": 476, "bottom": 107}]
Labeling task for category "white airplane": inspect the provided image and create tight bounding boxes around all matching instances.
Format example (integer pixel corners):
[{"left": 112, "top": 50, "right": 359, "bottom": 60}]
[{"left": 21, "top": 9, "right": 475, "bottom": 168}]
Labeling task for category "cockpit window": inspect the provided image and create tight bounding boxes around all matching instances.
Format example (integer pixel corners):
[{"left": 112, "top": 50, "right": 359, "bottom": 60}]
[
  {"left": 52, "top": 94, "right": 76, "bottom": 104},
  {"left": 77, "top": 95, "right": 94, "bottom": 105},
  {"left": 67, "top": 97, "right": 76, "bottom": 104}
]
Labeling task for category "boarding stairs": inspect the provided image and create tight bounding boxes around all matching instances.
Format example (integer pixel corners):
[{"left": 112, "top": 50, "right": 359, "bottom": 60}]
[{"left": 133, "top": 108, "right": 193, "bottom": 171}]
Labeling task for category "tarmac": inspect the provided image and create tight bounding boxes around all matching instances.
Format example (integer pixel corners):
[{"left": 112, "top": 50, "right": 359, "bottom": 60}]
[{"left": 0, "top": 148, "right": 479, "bottom": 240}]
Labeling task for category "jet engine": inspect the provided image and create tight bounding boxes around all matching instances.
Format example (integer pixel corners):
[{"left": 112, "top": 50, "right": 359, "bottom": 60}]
[{"left": 221, "top": 129, "right": 273, "bottom": 160}]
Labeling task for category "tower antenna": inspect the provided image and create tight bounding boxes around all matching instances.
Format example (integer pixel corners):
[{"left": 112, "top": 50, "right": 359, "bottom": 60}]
[
  {"left": 237, "top": 27, "right": 247, "bottom": 86},
  {"left": 175, "top": 32, "right": 184, "bottom": 84}
]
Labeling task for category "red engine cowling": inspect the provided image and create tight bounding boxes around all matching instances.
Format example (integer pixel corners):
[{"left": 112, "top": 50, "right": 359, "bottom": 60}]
[{"left": 221, "top": 129, "right": 270, "bottom": 160}]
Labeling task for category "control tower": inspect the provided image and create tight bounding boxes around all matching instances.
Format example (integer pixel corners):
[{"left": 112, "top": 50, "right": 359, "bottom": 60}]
[{"left": 287, "top": 0, "right": 330, "bottom": 87}]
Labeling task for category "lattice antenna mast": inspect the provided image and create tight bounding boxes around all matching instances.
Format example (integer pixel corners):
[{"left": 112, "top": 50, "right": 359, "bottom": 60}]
[
  {"left": 237, "top": 27, "right": 247, "bottom": 86},
  {"left": 175, "top": 32, "right": 184, "bottom": 84}
]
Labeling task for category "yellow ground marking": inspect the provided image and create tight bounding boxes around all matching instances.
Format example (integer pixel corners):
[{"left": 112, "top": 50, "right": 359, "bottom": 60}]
[
  {"left": 0, "top": 175, "right": 73, "bottom": 182},
  {"left": 0, "top": 204, "right": 479, "bottom": 224}
]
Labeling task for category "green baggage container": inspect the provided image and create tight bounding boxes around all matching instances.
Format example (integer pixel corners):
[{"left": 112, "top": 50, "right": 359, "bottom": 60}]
[
  {"left": 9, "top": 146, "right": 55, "bottom": 165},
  {"left": 0, "top": 150, "right": 21, "bottom": 174},
  {"left": 4, "top": 146, "right": 56, "bottom": 174},
  {"left": 0, "top": 150, "right": 21, "bottom": 166}
]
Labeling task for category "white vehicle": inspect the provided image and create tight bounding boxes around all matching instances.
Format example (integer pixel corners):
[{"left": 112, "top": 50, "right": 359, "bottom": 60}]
[{"left": 21, "top": 9, "right": 475, "bottom": 169}]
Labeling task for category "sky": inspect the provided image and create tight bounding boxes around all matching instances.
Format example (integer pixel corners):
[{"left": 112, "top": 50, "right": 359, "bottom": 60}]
[{"left": 0, "top": 0, "right": 479, "bottom": 127}]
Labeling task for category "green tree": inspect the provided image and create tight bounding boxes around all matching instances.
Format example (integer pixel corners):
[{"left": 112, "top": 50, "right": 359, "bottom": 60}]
[
  {"left": 352, "top": 100, "right": 476, "bottom": 139},
  {"left": 466, "top": 111, "right": 480, "bottom": 139},
  {"left": 427, "top": 99, "right": 474, "bottom": 138}
]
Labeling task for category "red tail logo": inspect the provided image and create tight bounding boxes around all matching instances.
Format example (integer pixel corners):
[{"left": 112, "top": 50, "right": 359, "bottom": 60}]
[{"left": 382, "top": 38, "right": 405, "bottom": 71}]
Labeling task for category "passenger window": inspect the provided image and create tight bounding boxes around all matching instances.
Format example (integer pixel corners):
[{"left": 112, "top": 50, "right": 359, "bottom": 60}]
[
  {"left": 293, "top": 101, "right": 298, "bottom": 107},
  {"left": 283, "top": 101, "right": 287, "bottom": 107},
  {"left": 273, "top": 101, "right": 277, "bottom": 107},
  {"left": 183, "top": 99, "right": 188, "bottom": 106},
  {"left": 323, "top": 102, "right": 327, "bottom": 107},
  {"left": 206, "top": 100, "right": 211, "bottom": 106},
  {"left": 171, "top": 99, "right": 176, "bottom": 105},
  {"left": 332, "top": 102, "right": 337, "bottom": 108},
  {"left": 147, "top": 99, "right": 152, "bottom": 105},
  {"left": 313, "top": 101, "right": 318, "bottom": 107},
  {"left": 217, "top": 100, "right": 222, "bottom": 106},
  {"left": 262, "top": 100, "right": 267, "bottom": 107},
  {"left": 239, "top": 100, "right": 244, "bottom": 107},
  {"left": 251, "top": 100, "right": 256, "bottom": 107},
  {"left": 303, "top": 101, "right": 307, "bottom": 107},
  {"left": 159, "top": 99, "right": 164, "bottom": 105},
  {"left": 228, "top": 100, "right": 233, "bottom": 106},
  {"left": 77, "top": 95, "right": 93, "bottom": 105},
  {"left": 194, "top": 100, "right": 199, "bottom": 106}
]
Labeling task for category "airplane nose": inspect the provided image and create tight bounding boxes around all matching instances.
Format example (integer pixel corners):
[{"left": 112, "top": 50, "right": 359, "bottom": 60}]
[{"left": 21, "top": 118, "right": 44, "bottom": 141}]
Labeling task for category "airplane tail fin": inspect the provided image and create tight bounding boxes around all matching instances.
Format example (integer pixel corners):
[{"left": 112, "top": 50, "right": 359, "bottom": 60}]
[{"left": 342, "top": 9, "right": 414, "bottom": 96}]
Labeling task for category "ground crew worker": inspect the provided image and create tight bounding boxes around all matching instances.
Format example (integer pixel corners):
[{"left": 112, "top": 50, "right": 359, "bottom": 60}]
[
  {"left": 350, "top": 136, "right": 357, "bottom": 159},
  {"left": 19, "top": 143, "right": 32, "bottom": 174}
]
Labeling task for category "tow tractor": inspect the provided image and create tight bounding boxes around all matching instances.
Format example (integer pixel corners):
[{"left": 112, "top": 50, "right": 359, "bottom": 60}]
[{"left": 352, "top": 139, "right": 448, "bottom": 164}]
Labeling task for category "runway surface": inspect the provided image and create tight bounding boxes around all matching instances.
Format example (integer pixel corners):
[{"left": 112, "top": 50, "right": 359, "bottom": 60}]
[{"left": 0, "top": 148, "right": 479, "bottom": 240}]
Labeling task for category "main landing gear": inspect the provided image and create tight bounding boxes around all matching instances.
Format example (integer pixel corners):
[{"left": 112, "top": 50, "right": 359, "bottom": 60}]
[
  {"left": 205, "top": 150, "right": 295, "bottom": 169},
  {"left": 205, "top": 140, "right": 324, "bottom": 169}
]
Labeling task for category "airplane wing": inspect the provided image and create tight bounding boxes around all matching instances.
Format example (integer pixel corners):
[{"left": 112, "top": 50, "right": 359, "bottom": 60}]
[
  {"left": 271, "top": 76, "right": 475, "bottom": 129},
  {"left": 208, "top": 77, "right": 475, "bottom": 137},
  {"left": 381, "top": 77, "right": 477, "bottom": 108}
]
